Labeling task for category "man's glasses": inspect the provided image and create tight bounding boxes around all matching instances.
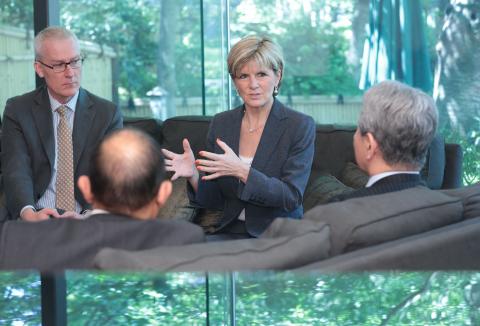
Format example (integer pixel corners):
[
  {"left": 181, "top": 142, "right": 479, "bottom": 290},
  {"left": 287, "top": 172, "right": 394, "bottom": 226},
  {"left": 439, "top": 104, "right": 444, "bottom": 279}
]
[{"left": 36, "top": 57, "right": 84, "bottom": 73}]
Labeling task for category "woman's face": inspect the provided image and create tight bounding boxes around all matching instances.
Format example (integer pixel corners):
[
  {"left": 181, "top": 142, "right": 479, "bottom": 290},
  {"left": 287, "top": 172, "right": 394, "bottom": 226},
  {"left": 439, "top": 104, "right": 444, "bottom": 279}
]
[{"left": 233, "top": 60, "right": 281, "bottom": 110}]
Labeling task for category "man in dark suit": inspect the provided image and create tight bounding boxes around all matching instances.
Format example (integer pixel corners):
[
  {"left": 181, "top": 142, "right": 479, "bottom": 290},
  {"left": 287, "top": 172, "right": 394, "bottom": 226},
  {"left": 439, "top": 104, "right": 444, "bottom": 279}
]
[
  {"left": 1, "top": 26, "right": 122, "bottom": 221},
  {"left": 0, "top": 129, "right": 205, "bottom": 270},
  {"left": 332, "top": 80, "right": 438, "bottom": 202}
]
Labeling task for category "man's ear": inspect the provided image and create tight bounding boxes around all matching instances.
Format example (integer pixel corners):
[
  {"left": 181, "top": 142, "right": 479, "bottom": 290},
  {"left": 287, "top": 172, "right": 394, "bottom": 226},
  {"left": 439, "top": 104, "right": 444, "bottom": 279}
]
[
  {"left": 34, "top": 61, "right": 45, "bottom": 78},
  {"left": 77, "top": 175, "right": 94, "bottom": 204},
  {"left": 156, "top": 180, "right": 172, "bottom": 208},
  {"left": 365, "top": 132, "right": 379, "bottom": 160}
]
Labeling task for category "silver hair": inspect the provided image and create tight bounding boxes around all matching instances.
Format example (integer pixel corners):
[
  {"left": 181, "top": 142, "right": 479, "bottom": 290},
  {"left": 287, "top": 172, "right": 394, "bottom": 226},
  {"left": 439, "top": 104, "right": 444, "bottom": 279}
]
[
  {"left": 358, "top": 80, "right": 438, "bottom": 169},
  {"left": 34, "top": 26, "right": 79, "bottom": 60}
]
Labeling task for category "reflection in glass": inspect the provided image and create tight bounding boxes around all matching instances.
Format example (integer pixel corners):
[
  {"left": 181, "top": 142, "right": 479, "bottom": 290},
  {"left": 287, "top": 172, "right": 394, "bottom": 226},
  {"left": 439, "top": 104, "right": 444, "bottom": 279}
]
[
  {"left": 234, "top": 271, "right": 480, "bottom": 325},
  {"left": 66, "top": 272, "right": 207, "bottom": 324},
  {"left": 424, "top": 0, "right": 480, "bottom": 185},
  {"left": 0, "top": 272, "right": 41, "bottom": 324}
]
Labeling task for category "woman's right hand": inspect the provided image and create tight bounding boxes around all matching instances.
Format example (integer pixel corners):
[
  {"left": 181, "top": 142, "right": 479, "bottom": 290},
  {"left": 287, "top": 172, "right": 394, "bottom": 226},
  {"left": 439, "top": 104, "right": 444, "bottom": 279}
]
[{"left": 162, "top": 138, "right": 198, "bottom": 182}]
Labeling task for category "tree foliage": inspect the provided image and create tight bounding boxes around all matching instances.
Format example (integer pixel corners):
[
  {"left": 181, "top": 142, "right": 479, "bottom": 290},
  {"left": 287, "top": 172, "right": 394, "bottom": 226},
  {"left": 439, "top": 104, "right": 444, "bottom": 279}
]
[
  {"left": 2, "top": 271, "right": 480, "bottom": 324},
  {"left": 0, "top": 272, "right": 41, "bottom": 324},
  {"left": 425, "top": 0, "right": 480, "bottom": 184},
  {"left": 230, "top": 0, "right": 361, "bottom": 97}
]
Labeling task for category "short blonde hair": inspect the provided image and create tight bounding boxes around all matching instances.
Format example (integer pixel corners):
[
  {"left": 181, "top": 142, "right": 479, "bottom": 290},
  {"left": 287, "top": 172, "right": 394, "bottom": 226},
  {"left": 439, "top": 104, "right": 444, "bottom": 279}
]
[{"left": 227, "top": 35, "right": 284, "bottom": 85}]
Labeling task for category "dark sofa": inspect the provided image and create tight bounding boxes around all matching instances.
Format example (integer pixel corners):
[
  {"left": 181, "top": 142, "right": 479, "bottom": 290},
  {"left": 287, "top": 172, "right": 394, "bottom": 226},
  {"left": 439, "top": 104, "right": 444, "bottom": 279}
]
[
  {"left": 90, "top": 116, "right": 480, "bottom": 271},
  {"left": 125, "top": 116, "right": 463, "bottom": 191}
]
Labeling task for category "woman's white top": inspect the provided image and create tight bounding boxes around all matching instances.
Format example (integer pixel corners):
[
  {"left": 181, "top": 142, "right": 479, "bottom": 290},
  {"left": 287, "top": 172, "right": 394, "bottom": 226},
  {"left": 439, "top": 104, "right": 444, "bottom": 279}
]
[{"left": 237, "top": 155, "right": 254, "bottom": 221}]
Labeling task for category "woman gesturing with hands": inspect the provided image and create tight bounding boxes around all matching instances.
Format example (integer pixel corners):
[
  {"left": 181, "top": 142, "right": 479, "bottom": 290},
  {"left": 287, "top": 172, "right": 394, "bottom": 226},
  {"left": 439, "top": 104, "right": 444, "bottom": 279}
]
[{"left": 163, "top": 35, "right": 315, "bottom": 240}]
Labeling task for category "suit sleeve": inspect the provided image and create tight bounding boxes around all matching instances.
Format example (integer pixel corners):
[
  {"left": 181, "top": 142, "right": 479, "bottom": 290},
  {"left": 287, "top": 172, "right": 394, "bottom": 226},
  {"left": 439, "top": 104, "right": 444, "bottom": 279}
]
[
  {"left": 106, "top": 103, "right": 123, "bottom": 132},
  {"left": 238, "top": 115, "right": 315, "bottom": 211},
  {"left": 1, "top": 100, "right": 36, "bottom": 218}
]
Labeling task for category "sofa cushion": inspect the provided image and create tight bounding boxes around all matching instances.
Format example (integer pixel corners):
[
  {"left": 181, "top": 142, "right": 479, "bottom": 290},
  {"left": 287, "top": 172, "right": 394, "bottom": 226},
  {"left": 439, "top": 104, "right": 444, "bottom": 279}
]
[
  {"left": 303, "top": 186, "right": 463, "bottom": 255},
  {"left": 93, "top": 221, "right": 330, "bottom": 271},
  {"left": 161, "top": 116, "right": 211, "bottom": 154},
  {"left": 123, "top": 118, "right": 163, "bottom": 143},
  {"left": 303, "top": 171, "right": 354, "bottom": 211},
  {"left": 440, "top": 183, "right": 480, "bottom": 220},
  {"left": 192, "top": 209, "right": 224, "bottom": 233},
  {"left": 340, "top": 162, "right": 368, "bottom": 189},
  {"left": 157, "top": 178, "right": 197, "bottom": 221},
  {"left": 312, "top": 125, "right": 356, "bottom": 177}
]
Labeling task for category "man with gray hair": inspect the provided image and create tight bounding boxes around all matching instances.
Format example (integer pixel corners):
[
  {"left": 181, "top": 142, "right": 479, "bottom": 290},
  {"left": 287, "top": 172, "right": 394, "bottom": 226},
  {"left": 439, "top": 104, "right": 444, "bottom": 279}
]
[
  {"left": 1, "top": 26, "right": 122, "bottom": 221},
  {"left": 332, "top": 80, "right": 438, "bottom": 201}
]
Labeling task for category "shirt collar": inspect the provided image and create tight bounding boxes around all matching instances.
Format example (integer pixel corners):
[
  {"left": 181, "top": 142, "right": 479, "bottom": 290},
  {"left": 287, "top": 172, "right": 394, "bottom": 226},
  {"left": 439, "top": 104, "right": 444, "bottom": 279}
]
[
  {"left": 48, "top": 90, "right": 79, "bottom": 112},
  {"left": 366, "top": 171, "right": 420, "bottom": 187},
  {"left": 83, "top": 208, "right": 110, "bottom": 219}
]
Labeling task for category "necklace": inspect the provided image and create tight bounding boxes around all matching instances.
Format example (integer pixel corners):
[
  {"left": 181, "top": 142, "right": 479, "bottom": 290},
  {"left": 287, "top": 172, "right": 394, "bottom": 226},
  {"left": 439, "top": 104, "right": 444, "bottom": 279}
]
[{"left": 244, "top": 112, "right": 264, "bottom": 133}]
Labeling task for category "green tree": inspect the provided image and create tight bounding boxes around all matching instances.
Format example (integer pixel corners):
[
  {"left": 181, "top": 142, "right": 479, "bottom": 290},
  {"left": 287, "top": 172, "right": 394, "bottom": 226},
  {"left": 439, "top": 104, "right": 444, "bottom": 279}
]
[
  {"left": 62, "top": 0, "right": 160, "bottom": 104},
  {"left": 230, "top": 0, "right": 361, "bottom": 97},
  {"left": 0, "top": 273, "right": 41, "bottom": 324}
]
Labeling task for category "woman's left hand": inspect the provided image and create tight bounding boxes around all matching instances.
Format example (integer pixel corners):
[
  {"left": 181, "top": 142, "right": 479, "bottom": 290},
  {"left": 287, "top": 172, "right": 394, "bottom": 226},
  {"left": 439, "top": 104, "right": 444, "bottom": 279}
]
[{"left": 196, "top": 138, "right": 250, "bottom": 183}]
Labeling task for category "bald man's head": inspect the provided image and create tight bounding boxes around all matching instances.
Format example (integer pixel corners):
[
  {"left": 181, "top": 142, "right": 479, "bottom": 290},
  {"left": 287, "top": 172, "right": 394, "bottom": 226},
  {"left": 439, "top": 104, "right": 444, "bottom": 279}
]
[{"left": 88, "top": 128, "right": 166, "bottom": 213}]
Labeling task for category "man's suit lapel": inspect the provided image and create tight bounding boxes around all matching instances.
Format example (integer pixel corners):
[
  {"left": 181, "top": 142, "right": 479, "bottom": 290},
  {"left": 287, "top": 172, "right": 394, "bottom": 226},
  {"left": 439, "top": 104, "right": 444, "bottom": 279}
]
[
  {"left": 32, "top": 88, "right": 55, "bottom": 168},
  {"left": 72, "top": 88, "right": 96, "bottom": 170},
  {"left": 251, "top": 99, "right": 287, "bottom": 171}
]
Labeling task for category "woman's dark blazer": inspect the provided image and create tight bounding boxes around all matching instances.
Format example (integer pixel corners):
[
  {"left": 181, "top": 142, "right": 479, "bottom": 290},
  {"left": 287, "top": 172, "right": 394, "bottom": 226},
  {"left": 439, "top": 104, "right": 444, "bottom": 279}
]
[{"left": 191, "top": 99, "right": 315, "bottom": 237}]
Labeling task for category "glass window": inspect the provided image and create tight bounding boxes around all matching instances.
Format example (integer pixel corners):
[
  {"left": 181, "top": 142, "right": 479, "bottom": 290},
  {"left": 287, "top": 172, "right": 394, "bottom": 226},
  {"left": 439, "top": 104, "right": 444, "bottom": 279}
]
[
  {"left": 423, "top": 0, "right": 479, "bottom": 185},
  {"left": 0, "top": 272, "right": 41, "bottom": 324},
  {"left": 229, "top": 0, "right": 366, "bottom": 125},
  {"left": 66, "top": 272, "right": 207, "bottom": 324},
  {"left": 233, "top": 271, "right": 480, "bottom": 325},
  {"left": 0, "top": 0, "right": 35, "bottom": 118},
  {"left": 60, "top": 0, "right": 204, "bottom": 120}
]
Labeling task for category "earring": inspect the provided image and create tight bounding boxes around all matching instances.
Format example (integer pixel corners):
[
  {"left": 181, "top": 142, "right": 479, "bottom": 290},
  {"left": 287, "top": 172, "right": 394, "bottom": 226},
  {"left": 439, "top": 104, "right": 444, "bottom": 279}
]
[{"left": 273, "top": 86, "right": 279, "bottom": 97}]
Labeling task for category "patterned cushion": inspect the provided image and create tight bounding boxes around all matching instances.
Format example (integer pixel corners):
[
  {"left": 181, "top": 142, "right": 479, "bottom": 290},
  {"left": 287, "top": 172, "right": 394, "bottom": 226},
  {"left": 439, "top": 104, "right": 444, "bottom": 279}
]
[
  {"left": 157, "top": 178, "right": 198, "bottom": 221},
  {"left": 340, "top": 162, "right": 369, "bottom": 189},
  {"left": 303, "top": 171, "right": 354, "bottom": 211}
]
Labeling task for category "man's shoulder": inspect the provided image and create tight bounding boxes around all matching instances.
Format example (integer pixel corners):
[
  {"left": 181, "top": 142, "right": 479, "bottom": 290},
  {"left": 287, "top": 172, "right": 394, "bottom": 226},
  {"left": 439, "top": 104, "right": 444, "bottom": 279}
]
[
  {"left": 79, "top": 88, "right": 116, "bottom": 109},
  {"left": 90, "top": 213, "right": 202, "bottom": 229},
  {"left": 88, "top": 213, "right": 206, "bottom": 243},
  {"left": 5, "top": 88, "right": 44, "bottom": 110}
]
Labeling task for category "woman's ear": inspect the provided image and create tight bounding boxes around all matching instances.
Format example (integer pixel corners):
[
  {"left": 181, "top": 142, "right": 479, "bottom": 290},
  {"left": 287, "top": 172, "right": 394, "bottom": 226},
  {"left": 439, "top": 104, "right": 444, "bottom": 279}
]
[{"left": 276, "top": 69, "right": 283, "bottom": 86}]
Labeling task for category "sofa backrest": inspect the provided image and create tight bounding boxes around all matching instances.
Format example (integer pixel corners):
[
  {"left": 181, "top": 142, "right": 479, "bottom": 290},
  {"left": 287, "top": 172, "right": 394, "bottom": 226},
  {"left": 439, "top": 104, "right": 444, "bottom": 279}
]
[
  {"left": 123, "top": 116, "right": 461, "bottom": 190},
  {"left": 94, "top": 220, "right": 331, "bottom": 271},
  {"left": 301, "top": 186, "right": 464, "bottom": 255},
  {"left": 299, "top": 216, "right": 480, "bottom": 271}
]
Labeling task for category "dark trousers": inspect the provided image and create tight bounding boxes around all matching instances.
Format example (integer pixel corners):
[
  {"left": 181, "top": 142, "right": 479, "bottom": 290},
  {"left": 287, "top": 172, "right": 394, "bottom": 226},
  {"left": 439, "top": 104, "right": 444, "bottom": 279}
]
[{"left": 206, "top": 219, "right": 252, "bottom": 242}]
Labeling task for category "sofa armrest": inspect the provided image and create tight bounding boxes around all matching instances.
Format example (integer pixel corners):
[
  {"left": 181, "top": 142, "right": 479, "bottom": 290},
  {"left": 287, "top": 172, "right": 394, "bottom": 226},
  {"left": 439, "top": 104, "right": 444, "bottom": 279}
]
[
  {"left": 442, "top": 143, "right": 463, "bottom": 189},
  {"left": 298, "top": 216, "right": 480, "bottom": 271}
]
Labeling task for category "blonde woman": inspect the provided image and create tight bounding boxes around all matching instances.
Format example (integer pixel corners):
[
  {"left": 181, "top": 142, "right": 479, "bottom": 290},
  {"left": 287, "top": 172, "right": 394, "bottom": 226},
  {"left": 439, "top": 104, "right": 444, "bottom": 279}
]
[{"left": 163, "top": 35, "right": 315, "bottom": 239}]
